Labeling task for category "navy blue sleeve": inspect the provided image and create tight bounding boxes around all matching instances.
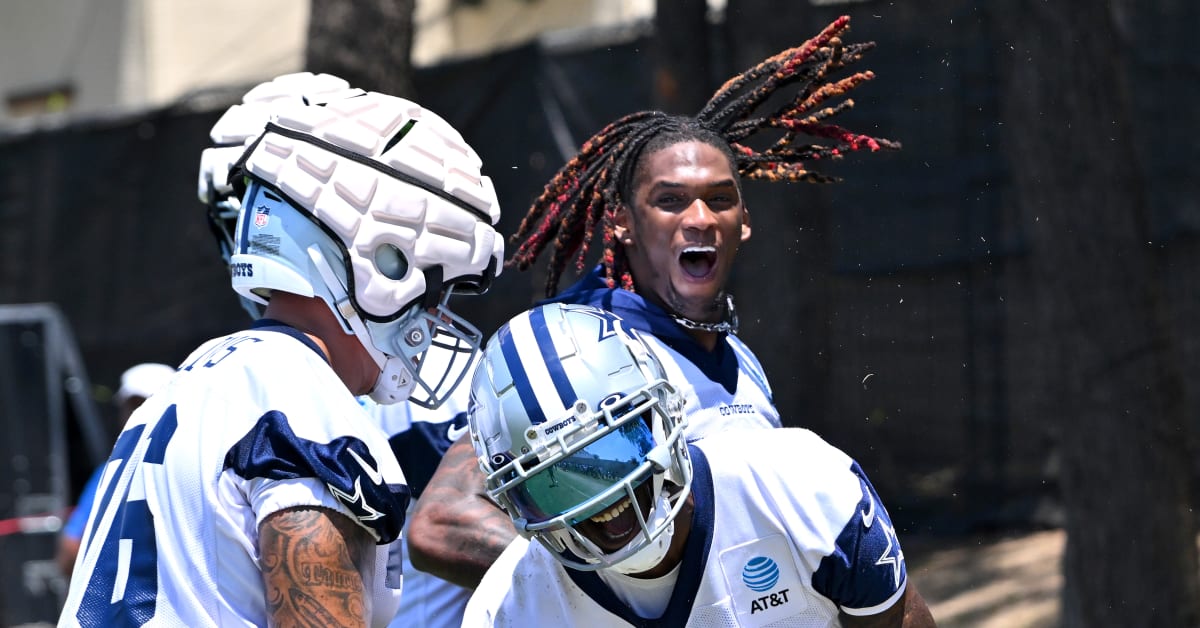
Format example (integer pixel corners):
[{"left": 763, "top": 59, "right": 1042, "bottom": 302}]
[
  {"left": 810, "top": 461, "right": 907, "bottom": 612},
  {"left": 224, "top": 410, "right": 412, "bottom": 544}
]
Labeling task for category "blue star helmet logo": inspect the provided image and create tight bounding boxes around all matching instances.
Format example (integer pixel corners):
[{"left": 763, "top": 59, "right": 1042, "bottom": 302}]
[
  {"left": 742, "top": 556, "right": 780, "bottom": 592},
  {"left": 562, "top": 303, "right": 625, "bottom": 340}
]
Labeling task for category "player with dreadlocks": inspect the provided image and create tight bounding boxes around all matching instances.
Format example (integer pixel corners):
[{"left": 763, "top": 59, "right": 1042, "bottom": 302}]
[
  {"left": 406, "top": 17, "right": 915, "bottom": 616},
  {"left": 509, "top": 14, "right": 896, "bottom": 302},
  {"left": 497, "top": 14, "right": 900, "bottom": 441}
]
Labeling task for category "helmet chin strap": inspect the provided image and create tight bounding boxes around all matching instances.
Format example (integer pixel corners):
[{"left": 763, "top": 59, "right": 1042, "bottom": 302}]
[{"left": 307, "top": 247, "right": 416, "bottom": 403}]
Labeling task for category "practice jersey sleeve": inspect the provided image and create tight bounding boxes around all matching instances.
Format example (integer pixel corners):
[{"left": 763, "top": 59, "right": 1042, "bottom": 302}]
[
  {"left": 810, "top": 461, "right": 908, "bottom": 615},
  {"left": 222, "top": 408, "right": 411, "bottom": 544}
]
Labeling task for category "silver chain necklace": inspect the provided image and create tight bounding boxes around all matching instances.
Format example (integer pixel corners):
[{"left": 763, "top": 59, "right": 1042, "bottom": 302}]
[{"left": 671, "top": 293, "right": 739, "bottom": 335}]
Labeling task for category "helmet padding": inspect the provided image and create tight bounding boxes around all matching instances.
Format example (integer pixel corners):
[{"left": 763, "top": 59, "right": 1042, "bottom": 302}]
[
  {"left": 229, "top": 86, "right": 503, "bottom": 407},
  {"left": 197, "top": 72, "right": 364, "bottom": 319}
]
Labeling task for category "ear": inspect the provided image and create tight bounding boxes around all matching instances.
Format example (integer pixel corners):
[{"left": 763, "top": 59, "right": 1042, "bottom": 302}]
[
  {"left": 613, "top": 205, "right": 634, "bottom": 246},
  {"left": 740, "top": 205, "right": 752, "bottom": 242}
]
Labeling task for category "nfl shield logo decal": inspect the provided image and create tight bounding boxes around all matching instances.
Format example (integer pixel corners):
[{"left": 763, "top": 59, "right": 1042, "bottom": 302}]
[{"left": 254, "top": 204, "right": 271, "bottom": 229}]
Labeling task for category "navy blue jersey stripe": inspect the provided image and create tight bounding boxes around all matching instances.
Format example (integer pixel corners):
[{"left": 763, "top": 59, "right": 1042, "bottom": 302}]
[
  {"left": 530, "top": 305, "right": 577, "bottom": 413},
  {"left": 499, "top": 324, "right": 546, "bottom": 425}
]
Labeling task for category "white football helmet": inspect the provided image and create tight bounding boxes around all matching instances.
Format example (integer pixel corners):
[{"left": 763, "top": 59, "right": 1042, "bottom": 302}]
[
  {"left": 469, "top": 303, "right": 691, "bottom": 572},
  {"left": 197, "top": 72, "right": 363, "bottom": 319},
  {"left": 225, "top": 81, "right": 504, "bottom": 408}
]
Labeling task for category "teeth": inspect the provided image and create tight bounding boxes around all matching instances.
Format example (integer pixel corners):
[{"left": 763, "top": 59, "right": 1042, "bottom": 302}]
[
  {"left": 681, "top": 246, "right": 716, "bottom": 255},
  {"left": 590, "top": 498, "right": 631, "bottom": 523}
]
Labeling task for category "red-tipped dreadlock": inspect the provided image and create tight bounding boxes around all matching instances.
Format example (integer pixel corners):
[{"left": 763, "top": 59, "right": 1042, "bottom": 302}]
[{"left": 508, "top": 15, "right": 900, "bottom": 297}]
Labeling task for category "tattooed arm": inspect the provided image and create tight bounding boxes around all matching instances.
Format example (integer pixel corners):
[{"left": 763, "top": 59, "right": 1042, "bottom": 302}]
[
  {"left": 259, "top": 506, "right": 375, "bottom": 627},
  {"left": 407, "top": 434, "right": 518, "bottom": 589}
]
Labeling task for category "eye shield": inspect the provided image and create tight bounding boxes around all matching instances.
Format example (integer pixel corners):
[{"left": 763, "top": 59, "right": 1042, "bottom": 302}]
[{"left": 508, "top": 418, "right": 656, "bottom": 525}]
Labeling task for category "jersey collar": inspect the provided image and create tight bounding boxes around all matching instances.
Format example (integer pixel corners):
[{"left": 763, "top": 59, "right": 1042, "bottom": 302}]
[
  {"left": 548, "top": 267, "right": 740, "bottom": 394},
  {"left": 249, "top": 318, "right": 329, "bottom": 364}
]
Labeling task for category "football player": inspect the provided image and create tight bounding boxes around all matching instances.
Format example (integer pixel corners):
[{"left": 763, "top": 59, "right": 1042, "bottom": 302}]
[
  {"left": 462, "top": 303, "right": 936, "bottom": 626},
  {"left": 409, "top": 15, "right": 901, "bottom": 592},
  {"left": 197, "top": 72, "right": 480, "bottom": 628},
  {"left": 60, "top": 75, "right": 502, "bottom": 626}
]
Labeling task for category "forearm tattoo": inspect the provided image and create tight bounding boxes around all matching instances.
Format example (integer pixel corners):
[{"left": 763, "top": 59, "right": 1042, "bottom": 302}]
[
  {"left": 439, "top": 440, "right": 518, "bottom": 556},
  {"left": 409, "top": 436, "right": 518, "bottom": 588},
  {"left": 259, "top": 507, "right": 373, "bottom": 627}
]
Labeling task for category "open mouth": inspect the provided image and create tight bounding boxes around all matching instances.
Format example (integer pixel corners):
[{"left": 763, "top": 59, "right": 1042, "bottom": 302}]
[
  {"left": 678, "top": 246, "right": 717, "bottom": 279},
  {"left": 583, "top": 497, "right": 639, "bottom": 547},
  {"left": 590, "top": 497, "right": 632, "bottom": 523}
]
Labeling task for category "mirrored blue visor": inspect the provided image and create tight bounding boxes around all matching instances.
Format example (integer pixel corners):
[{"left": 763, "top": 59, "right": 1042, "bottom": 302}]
[{"left": 509, "top": 419, "right": 655, "bottom": 525}]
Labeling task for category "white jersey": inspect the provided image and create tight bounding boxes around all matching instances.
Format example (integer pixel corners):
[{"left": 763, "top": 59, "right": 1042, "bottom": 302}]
[
  {"left": 366, "top": 394, "right": 473, "bottom": 628},
  {"left": 60, "top": 324, "right": 409, "bottom": 627},
  {"left": 464, "top": 428, "right": 907, "bottom": 627},
  {"left": 641, "top": 333, "right": 780, "bottom": 441}
]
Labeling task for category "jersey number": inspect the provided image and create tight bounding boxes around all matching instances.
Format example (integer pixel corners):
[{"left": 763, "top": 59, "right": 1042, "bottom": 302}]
[
  {"left": 182, "top": 336, "right": 262, "bottom": 371},
  {"left": 76, "top": 406, "right": 178, "bottom": 626}
]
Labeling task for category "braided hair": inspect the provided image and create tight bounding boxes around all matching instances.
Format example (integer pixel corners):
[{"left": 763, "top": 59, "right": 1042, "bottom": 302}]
[{"left": 509, "top": 15, "right": 900, "bottom": 296}]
